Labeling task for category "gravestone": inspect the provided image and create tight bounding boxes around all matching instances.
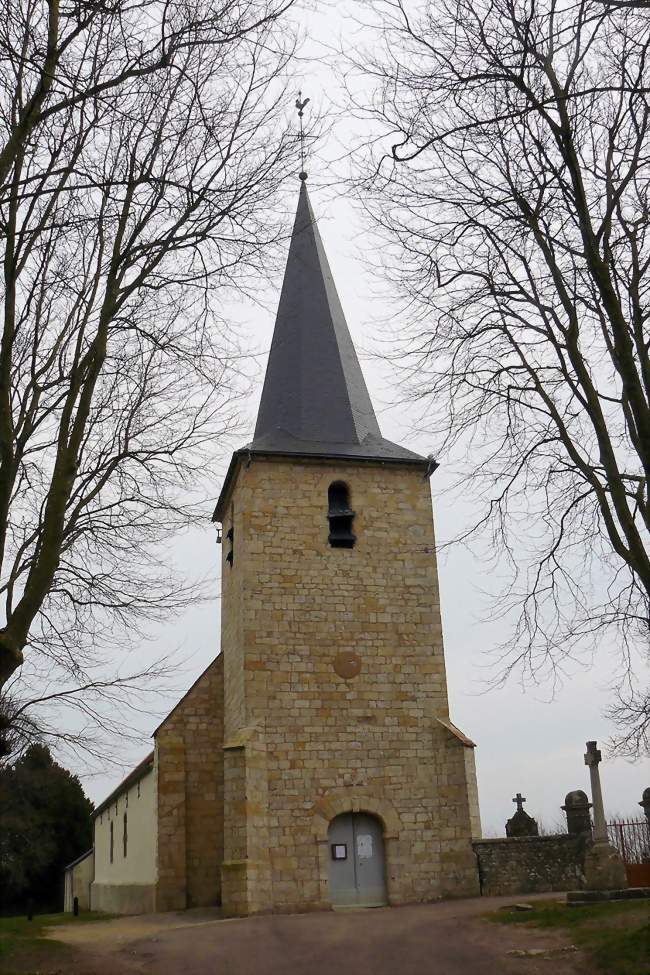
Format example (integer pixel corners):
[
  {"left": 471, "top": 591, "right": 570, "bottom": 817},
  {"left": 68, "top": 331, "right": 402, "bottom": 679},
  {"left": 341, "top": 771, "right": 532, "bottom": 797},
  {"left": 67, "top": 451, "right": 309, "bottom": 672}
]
[
  {"left": 639, "top": 787, "right": 650, "bottom": 826},
  {"left": 505, "top": 793, "right": 539, "bottom": 838},
  {"left": 562, "top": 790, "right": 592, "bottom": 835},
  {"left": 582, "top": 741, "right": 627, "bottom": 891}
]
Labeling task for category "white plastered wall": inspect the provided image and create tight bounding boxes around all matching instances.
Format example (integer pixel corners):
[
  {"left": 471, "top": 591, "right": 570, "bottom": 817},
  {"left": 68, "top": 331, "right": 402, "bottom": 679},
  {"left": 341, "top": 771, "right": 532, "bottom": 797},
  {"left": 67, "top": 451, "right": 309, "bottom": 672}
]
[
  {"left": 64, "top": 851, "right": 94, "bottom": 912},
  {"left": 92, "top": 767, "right": 157, "bottom": 911}
]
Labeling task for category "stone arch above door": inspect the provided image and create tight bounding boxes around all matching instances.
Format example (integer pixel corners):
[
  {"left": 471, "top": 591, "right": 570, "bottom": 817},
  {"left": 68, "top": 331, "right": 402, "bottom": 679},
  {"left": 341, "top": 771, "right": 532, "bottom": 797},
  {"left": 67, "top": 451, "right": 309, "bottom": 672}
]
[{"left": 310, "top": 789, "right": 401, "bottom": 840}]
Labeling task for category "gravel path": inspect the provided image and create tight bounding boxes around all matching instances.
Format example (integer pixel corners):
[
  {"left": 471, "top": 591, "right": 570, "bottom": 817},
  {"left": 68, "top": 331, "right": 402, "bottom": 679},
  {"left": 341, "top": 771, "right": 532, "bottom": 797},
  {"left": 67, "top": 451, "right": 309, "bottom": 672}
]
[{"left": 47, "top": 893, "right": 586, "bottom": 975}]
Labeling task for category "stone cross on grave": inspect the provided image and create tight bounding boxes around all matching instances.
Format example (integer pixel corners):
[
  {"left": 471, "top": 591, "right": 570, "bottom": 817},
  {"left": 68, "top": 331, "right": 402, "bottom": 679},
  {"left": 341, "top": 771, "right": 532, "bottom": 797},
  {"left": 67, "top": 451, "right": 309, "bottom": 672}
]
[
  {"left": 584, "top": 740, "right": 608, "bottom": 842},
  {"left": 505, "top": 792, "right": 538, "bottom": 837},
  {"left": 512, "top": 793, "right": 526, "bottom": 813},
  {"left": 575, "top": 738, "right": 628, "bottom": 893}
]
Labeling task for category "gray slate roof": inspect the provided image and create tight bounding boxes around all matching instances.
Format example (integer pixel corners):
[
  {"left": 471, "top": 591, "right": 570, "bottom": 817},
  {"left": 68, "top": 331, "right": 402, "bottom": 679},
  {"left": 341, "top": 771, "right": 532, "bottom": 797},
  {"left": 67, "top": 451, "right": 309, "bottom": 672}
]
[
  {"left": 213, "top": 182, "right": 426, "bottom": 521},
  {"left": 248, "top": 181, "right": 425, "bottom": 463}
]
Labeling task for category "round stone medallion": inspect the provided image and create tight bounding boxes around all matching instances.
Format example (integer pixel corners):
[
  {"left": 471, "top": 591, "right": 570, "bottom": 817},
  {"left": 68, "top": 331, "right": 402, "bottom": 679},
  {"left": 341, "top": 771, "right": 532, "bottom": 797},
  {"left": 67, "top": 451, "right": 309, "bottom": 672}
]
[{"left": 333, "top": 651, "right": 362, "bottom": 680}]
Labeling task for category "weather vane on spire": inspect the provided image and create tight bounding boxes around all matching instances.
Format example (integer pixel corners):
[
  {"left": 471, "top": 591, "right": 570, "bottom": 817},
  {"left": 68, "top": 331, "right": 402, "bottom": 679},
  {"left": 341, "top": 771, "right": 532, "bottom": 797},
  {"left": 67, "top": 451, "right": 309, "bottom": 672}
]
[{"left": 295, "top": 91, "right": 310, "bottom": 182}]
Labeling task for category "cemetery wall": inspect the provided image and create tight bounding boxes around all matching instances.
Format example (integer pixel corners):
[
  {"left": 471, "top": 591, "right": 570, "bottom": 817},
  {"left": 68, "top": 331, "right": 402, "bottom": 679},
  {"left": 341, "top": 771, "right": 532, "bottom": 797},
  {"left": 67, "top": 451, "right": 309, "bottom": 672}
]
[{"left": 473, "top": 834, "right": 587, "bottom": 896}]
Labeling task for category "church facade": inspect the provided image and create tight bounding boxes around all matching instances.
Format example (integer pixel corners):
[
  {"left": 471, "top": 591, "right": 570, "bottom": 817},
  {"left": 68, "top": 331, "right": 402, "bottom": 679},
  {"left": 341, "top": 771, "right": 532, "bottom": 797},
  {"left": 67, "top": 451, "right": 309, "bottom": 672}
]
[{"left": 87, "top": 180, "right": 482, "bottom": 916}]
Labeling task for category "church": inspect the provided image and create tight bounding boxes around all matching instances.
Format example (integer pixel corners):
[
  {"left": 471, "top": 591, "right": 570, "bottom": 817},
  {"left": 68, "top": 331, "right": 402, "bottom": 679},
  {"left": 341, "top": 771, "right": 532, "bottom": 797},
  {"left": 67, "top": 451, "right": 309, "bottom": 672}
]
[{"left": 79, "top": 178, "right": 482, "bottom": 916}]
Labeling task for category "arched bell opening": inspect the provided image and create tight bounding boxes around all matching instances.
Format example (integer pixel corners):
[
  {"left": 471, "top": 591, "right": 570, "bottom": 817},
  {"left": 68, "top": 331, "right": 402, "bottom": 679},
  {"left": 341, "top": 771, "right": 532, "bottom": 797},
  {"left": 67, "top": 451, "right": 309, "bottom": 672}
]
[
  {"left": 327, "top": 811, "right": 387, "bottom": 907},
  {"left": 327, "top": 481, "right": 356, "bottom": 549}
]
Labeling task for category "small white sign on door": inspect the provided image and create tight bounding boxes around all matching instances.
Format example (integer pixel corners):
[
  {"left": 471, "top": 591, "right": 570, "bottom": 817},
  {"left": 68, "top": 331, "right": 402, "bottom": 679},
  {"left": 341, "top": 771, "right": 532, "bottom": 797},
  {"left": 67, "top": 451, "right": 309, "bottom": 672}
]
[{"left": 357, "top": 833, "right": 373, "bottom": 859}]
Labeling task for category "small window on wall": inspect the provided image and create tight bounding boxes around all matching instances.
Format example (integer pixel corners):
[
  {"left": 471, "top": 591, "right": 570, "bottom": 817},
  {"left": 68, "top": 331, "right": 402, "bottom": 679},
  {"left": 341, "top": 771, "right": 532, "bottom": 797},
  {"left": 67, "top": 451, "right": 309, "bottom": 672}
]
[
  {"left": 123, "top": 812, "right": 128, "bottom": 858},
  {"left": 226, "top": 526, "right": 234, "bottom": 566},
  {"left": 328, "top": 482, "right": 356, "bottom": 548},
  {"left": 110, "top": 821, "right": 114, "bottom": 864},
  {"left": 226, "top": 504, "right": 234, "bottom": 566}
]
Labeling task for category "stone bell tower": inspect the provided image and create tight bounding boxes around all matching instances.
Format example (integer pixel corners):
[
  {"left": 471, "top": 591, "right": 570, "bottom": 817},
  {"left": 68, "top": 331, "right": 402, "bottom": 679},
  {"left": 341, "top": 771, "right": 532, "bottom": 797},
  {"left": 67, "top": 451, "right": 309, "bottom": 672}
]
[{"left": 214, "top": 179, "right": 481, "bottom": 916}]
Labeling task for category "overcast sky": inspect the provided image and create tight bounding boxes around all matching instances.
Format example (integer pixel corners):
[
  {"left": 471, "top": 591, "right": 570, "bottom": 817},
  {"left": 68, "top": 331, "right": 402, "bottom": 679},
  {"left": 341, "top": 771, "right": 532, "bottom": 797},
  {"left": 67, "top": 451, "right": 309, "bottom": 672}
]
[{"left": 78, "top": 0, "right": 649, "bottom": 837}]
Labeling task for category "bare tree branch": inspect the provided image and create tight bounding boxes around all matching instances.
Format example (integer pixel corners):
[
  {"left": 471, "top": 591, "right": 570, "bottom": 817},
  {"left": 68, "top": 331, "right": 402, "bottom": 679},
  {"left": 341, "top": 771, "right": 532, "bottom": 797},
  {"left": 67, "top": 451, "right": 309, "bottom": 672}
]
[
  {"left": 0, "top": 0, "right": 299, "bottom": 750},
  {"left": 348, "top": 0, "right": 650, "bottom": 752}
]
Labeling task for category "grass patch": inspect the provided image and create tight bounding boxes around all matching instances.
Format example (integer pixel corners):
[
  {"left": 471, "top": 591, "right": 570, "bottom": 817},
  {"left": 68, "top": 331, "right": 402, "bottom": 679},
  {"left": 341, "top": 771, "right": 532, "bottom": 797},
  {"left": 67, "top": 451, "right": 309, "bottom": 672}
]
[
  {"left": 0, "top": 911, "right": 114, "bottom": 974},
  {"left": 489, "top": 899, "right": 650, "bottom": 975}
]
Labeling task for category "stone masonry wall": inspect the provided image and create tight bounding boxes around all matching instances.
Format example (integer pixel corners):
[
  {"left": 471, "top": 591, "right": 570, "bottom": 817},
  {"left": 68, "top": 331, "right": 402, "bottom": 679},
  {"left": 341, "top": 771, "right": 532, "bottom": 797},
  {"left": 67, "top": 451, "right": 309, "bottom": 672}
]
[
  {"left": 155, "top": 656, "right": 224, "bottom": 911},
  {"left": 473, "top": 835, "right": 587, "bottom": 896},
  {"left": 222, "top": 732, "right": 273, "bottom": 916},
  {"left": 220, "top": 455, "right": 480, "bottom": 914},
  {"left": 464, "top": 747, "right": 482, "bottom": 840}
]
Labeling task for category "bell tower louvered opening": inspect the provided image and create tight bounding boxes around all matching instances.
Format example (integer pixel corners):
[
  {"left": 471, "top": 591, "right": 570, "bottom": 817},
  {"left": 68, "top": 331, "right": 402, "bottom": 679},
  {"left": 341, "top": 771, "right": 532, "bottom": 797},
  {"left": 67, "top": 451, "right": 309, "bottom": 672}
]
[{"left": 328, "top": 481, "right": 356, "bottom": 549}]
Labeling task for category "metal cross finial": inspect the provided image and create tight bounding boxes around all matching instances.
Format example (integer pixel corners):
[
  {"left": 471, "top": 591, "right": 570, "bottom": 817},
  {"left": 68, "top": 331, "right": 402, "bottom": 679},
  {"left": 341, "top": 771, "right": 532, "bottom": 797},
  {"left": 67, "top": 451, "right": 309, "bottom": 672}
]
[
  {"left": 295, "top": 90, "right": 310, "bottom": 182},
  {"left": 512, "top": 793, "right": 526, "bottom": 812}
]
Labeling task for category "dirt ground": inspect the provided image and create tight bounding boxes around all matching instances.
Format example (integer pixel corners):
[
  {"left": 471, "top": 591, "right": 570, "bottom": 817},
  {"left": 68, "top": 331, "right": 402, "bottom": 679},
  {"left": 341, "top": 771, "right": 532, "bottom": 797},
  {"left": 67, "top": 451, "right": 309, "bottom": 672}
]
[{"left": 40, "top": 893, "right": 590, "bottom": 975}]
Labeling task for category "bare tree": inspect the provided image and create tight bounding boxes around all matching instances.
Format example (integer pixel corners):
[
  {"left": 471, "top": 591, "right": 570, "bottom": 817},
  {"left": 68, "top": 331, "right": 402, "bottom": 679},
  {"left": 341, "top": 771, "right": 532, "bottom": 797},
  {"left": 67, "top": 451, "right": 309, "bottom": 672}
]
[
  {"left": 0, "top": 0, "right": 298, "bottom": 732},
  {"left": 0, "top": 655, "right": 176, "bottom": 766},
  {"left": 348, "top": 0, "right": 650, "bottom": 751}
]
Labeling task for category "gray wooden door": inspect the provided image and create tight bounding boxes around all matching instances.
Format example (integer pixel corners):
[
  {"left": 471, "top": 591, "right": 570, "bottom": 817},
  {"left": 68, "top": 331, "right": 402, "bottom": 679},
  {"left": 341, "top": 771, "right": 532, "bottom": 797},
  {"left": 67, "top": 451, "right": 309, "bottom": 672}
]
[{"left": 327, "top": 813, "right": 387, "bottom": 907}]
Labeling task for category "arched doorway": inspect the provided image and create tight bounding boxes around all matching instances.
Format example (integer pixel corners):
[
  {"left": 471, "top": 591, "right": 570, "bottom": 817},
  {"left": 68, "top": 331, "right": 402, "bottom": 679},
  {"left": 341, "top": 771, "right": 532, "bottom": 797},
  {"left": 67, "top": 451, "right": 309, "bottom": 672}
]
[{"left": 327, "top": 812, "right": 387, "bottom": 907}]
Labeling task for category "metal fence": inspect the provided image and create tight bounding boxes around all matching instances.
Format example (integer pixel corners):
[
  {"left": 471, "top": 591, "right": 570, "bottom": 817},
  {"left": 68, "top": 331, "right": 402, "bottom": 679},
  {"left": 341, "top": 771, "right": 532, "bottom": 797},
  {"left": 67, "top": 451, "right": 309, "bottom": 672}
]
[
  {"left": 607, "top": 819, "right": 650, "bottom": 864},
  {"left": 607, "top": 819, "right": 650, "bottom": 886}
]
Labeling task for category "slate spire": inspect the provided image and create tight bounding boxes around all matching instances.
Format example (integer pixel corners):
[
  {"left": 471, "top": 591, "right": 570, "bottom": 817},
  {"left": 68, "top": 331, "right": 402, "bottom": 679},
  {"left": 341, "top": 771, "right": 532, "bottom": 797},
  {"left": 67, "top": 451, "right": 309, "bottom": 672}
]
[{"left": 248, "top": 182, "right": 424, "bottom": 464}]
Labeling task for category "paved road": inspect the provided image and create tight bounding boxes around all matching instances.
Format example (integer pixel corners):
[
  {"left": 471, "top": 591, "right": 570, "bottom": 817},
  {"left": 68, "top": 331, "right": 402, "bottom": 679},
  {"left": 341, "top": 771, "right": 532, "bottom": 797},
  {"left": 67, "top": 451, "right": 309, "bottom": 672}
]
[{"left": 50, "top": 895, "right": 583, "bottom": 975}]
